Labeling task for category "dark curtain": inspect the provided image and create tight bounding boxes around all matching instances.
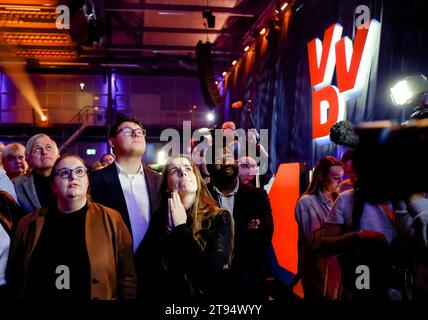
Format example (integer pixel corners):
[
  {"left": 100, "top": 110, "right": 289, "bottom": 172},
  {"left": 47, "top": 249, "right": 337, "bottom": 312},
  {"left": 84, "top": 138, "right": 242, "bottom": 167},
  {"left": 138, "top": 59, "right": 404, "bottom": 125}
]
[{"left": 220, "top": 0, "right": 428, "bottom": 172}]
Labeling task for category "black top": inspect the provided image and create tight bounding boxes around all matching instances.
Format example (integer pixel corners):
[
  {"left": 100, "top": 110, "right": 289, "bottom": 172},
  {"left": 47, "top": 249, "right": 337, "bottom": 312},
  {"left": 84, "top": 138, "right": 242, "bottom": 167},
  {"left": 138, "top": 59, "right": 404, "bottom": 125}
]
[
  {"left": 25, "top": 204, "right": 90, "bottom": 300},
  {"left": 142, "top": 209, "right": 233, "bottom": 303},
  {"left": 33, "top": 172, "right": 51, "bottom": 208}
]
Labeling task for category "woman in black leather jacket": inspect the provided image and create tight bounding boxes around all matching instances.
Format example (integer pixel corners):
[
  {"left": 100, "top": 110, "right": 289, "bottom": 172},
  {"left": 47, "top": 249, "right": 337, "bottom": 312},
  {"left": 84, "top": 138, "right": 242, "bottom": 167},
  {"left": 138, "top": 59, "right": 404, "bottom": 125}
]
[{"left": 143, "top": 155, "right": 234, "bottom": 303}]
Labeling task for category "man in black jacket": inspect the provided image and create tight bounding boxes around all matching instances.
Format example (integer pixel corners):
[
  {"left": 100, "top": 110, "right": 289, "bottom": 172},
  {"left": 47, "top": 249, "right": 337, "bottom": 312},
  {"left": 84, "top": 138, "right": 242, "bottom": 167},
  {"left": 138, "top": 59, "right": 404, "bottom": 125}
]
[
  {"left": 89, "top": 114, "right": 161, "bottom": 299},
  {"left": 207, "top": 150, "right": 273, "bottom": 302}
]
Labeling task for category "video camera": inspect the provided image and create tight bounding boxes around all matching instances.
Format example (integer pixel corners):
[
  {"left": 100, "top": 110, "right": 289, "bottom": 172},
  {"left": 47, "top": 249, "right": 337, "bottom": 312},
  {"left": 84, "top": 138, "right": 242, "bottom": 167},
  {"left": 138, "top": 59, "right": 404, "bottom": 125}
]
[{"left": 352, "top": 119, "right": 428, "bottom": 203}]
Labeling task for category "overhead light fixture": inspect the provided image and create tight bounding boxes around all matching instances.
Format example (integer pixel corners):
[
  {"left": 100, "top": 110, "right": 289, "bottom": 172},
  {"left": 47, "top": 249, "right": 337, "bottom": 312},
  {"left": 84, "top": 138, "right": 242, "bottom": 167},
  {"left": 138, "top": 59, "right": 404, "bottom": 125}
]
[
  {"left": 41, "top": 115, "right": 47, "bottom": 122},
  {"left": 157, "top": 151, "right": 166, "bottom": 165},
  {"left": 80, "top": 82, "right": 85, "bottom": 90},
  {"left": 202, "top": 9, "right": 215, "bottom": 28},
  {"left": 206, "top": 112, "right": 215, "bottom": 122},
  {"left": 232, "top": 60, "right": 237, "bottom": 66},
  {"left": 215, "top": 81, "right": 219, "bottom": 85},
  {"left": 244, "top": 46, "right": 250, "bottom": 52},
  {"left": 281, "top": 2, "right": 289, "bottom": 11},
  {"left": 260, "top": 28, "right": 267, "bottom": 35},
  {"left": 390, "top": 74, "right": 428, "bottom": 106},
  {"left": 222, "top": 71, "right": 227, "bottom": 77}
]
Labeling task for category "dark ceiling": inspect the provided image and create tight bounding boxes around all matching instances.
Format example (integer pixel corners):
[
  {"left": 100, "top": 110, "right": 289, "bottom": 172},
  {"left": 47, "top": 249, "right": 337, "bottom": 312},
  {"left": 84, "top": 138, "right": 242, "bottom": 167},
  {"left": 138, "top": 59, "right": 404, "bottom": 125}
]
[{"left": 0, "top": 0, "right": 277, "bottom": 76}]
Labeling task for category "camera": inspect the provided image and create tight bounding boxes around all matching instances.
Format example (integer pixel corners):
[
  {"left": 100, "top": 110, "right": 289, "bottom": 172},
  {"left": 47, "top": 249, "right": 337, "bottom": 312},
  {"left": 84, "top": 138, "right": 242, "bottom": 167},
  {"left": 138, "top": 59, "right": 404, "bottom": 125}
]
[{"left": 352, "top": 119, "right": 428, "bottom": 203}]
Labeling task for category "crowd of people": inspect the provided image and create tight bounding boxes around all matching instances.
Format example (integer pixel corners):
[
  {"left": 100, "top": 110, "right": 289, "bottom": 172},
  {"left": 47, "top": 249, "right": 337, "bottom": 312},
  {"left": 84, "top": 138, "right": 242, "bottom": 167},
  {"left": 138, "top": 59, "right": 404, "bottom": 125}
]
[
  {"left": 1, "top": 113, "right": 427, "bottom": 302},
  {"left": 0, "top": 114, "right": 273, "bottom": 303}
]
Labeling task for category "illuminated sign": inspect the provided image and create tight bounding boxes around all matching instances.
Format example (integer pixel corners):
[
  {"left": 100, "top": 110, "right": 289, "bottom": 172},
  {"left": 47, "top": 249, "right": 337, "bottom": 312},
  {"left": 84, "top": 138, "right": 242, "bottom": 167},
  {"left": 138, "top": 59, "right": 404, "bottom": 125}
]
[{"left": 307, "top": 20, "right": 381, "bottom": 142}]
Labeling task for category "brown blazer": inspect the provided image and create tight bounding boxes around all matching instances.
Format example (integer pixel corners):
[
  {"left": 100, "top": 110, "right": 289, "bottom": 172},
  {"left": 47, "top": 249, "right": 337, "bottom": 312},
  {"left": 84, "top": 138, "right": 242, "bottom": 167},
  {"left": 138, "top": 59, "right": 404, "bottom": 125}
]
[{"left": 7, "top": 200, "right": 137, "bottom": 300}]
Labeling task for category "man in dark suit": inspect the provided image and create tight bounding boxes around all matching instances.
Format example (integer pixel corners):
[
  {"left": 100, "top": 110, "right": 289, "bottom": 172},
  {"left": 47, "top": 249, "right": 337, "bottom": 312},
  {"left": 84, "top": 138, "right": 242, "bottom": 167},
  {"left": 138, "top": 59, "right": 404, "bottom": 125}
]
[
  {"left": 89, "top": 114, "right": 161, "bottom": 299},
  {"left": 206, "top": 150, "right": 273, "bottom": 302}
]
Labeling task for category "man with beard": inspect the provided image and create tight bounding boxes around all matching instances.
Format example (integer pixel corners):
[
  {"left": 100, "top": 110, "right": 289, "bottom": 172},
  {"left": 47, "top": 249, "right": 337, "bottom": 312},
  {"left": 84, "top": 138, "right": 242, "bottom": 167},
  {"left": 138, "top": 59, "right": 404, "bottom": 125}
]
[
  {"left": 206, "top": 149, "right": 273, "bottom": 302},
  {"left": 89, "top": 114, "right": 161, "bottom": 300},
  {"left": 13, "top": 134, "right": 59, "bottom": 214}
]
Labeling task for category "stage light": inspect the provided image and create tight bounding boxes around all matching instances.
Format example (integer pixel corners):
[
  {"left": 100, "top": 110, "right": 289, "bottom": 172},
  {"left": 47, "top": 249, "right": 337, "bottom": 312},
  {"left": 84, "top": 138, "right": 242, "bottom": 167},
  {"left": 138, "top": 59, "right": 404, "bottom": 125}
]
[
  {"left": 157, "top": 151, "right": 166, "bottom": 164},
  {"left": 86, "top": 148, "right": 96, "bottom": 156},
  {"left": 260, "top": 28, "right": 267, "bottom": 35},
  {"left": 41, "top": 115, "right": 47, "bottom": 122},
  {"left": 244, "top": 46, "right": 250, "bottom": 52},
  {"left": 80, "top": 82, "right": 85, "bottom": 90},
  {"left": 390, "top": 74, "right": 428, "bottom": 106},
  {"left": 215, "top": 81, "right": 219, "bottom": 85},
  {"left": 281, "top": 2, "right": 288, "bottom": 11},
  {"left": 206, "top": 112, "right": 215, "bottom": 122},
  {"left": 222, "top": 71, "right": 227, "bottom": 77},
  {"left": 232, "top": 60, "right": 237, "bottom": 66}
]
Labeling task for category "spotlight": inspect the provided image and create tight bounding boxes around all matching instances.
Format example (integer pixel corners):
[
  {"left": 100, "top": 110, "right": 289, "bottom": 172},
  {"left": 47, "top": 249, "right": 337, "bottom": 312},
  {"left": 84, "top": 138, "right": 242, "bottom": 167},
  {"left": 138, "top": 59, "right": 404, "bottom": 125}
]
[
  {"left": 215, "top": 81, "right": 219, "bottom": 85},
  {"left": 260, "top": 28, "right": 267, "bottom": 35},
  {"left": 232, "top": 60, "right": 237, "bottom": 66},
  {"left": 281, "top": 2, "right": 289, "bottom": 11},
  {"left": 202, "top": 9, "right": 215, "bottom": 28},
  {"left": 80, "top": 82, "right": 85, "bottom": 90},
  {"left": 157, "top": 151, "right": 166, "bottom": 165},
  {"left": 41, "top": 115, "right": 47, "bottom": 122},
  {"left": 244, "top": 46, "right": 250, "bottom": 52},
  {"left": 390, "top": 74, "right": 428, "bottom": 106},
  {"left": 206, "top": 112, "right": 215, "bottom": 122},
  {"left": 222, "top": 71, "right": 227, "bottom": 77}
]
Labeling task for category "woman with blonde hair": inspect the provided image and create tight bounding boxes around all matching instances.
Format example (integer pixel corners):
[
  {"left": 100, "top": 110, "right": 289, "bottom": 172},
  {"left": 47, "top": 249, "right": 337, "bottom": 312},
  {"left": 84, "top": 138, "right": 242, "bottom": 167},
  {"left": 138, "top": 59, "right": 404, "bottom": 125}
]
[{"left": 142, "top": 155, "right": 233, "bottom": 302}]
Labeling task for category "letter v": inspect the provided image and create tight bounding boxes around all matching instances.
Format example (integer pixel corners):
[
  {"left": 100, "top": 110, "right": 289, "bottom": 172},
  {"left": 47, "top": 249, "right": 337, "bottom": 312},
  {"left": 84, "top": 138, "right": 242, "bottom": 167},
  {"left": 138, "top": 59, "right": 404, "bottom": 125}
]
[
  {"left": 307, "top": 23, "right": 343, "bottom": 90},
  {"left": 335, "top": 20, "right": 381, "bottom": 99}
]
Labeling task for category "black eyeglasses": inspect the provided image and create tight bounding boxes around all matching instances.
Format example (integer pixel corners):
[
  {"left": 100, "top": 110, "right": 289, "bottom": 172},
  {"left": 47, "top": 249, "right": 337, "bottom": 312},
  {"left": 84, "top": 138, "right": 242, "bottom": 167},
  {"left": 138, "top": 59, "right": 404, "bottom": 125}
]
[
  {"left": 55, "top": 167, "right": 88, "bottom": 179},
  {"left": 116, "top": 127, "right": 146, "bottom": 137}
]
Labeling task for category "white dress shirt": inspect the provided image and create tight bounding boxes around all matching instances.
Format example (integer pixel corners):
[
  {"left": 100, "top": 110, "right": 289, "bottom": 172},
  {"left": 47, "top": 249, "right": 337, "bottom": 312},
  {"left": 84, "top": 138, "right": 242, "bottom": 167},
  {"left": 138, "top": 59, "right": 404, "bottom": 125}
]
[
  {"left": 0, "top": 223, "right": 10, "bottom": 286},
  {"left": 212, "top": 178, "right": 239, "bottom": 214},
  {"left": 116, "top": 162, "right": 151, "bottom": 252}
]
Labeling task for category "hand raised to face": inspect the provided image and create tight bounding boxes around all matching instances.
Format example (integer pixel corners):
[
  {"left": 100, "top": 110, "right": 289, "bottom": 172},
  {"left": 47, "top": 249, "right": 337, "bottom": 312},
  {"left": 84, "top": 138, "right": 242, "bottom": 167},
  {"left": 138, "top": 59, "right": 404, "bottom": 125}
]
[{"left": 167, "top": 191, "right": 187, "bottom": 232}]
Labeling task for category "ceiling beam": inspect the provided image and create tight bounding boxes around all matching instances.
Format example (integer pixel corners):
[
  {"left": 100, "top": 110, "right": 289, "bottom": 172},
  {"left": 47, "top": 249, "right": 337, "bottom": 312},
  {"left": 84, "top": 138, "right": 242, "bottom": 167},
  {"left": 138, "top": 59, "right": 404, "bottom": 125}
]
[
  {"left": 105, "top": 3, "right": 255, "bottom": 17},
  {"left": 111, "top": 26, "right": 233, "bottom": 35},
  {"left": 106, "top": 44, "right": 240, "bottom": 55}
]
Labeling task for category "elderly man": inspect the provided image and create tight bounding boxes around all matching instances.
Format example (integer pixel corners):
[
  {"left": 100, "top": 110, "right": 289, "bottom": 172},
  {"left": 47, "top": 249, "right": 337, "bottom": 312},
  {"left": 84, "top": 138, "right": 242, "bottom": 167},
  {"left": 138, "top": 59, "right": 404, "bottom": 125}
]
[
  {"left": 2, "top": 143, "right": 28, "bottom": 179},
  {"left": 13, "top": 134, "right": 59, "bottom": 214},
  {"left": 238, "top": 156, "right": 258, "bottom": 186}
]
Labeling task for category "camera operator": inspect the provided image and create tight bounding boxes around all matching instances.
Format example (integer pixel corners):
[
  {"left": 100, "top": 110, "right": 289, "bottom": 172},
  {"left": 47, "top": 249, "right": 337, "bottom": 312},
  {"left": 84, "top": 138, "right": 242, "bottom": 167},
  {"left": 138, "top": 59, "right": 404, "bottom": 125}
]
[{"left": 393, "top": 193, "right": 428, "bottom": 299}]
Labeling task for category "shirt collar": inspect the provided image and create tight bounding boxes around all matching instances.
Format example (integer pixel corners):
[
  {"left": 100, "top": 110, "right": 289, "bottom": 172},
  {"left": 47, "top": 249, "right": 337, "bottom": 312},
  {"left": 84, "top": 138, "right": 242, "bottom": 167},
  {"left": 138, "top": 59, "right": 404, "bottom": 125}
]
[
  {"left": 318, "top": 191, "right": 333, "bottom": 205},
  {"left": 213, "top": 178, "right": 239, "bottom": 197},
  {"left": 115, "top": 161, "right": 144, "bottom": 178}
]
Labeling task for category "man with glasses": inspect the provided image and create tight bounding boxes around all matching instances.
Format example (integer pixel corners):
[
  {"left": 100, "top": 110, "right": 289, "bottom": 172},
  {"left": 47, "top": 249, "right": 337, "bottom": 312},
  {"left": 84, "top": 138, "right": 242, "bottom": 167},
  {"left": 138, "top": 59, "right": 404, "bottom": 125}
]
[
  {"left": 90, "top": 114, "right": 161, "bottom": 298},
  {"left": 13, "top": 134, "right": 59, "bottom": 214}
]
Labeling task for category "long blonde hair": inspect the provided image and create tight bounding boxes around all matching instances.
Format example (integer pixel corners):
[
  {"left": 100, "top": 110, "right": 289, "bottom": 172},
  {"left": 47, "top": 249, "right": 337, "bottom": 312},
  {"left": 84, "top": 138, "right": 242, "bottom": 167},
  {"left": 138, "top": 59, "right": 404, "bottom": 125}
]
[{"left": 159, "top": 155, "right": 230, "bottom": 249}]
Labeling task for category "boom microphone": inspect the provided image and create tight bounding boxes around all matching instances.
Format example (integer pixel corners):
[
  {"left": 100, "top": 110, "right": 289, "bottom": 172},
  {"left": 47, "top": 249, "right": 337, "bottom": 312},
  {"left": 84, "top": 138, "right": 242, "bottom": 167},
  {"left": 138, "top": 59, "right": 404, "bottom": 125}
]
[{"left": 329, "top": 120, "right": 360, "bottom": 148}]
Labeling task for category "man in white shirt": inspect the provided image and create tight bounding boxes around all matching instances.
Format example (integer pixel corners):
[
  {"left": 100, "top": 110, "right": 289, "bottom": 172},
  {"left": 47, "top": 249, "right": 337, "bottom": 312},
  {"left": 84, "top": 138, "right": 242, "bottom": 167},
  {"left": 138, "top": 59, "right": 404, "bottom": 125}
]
[{"left": 90, "top": 114, "right": 160, "bottom": 298}]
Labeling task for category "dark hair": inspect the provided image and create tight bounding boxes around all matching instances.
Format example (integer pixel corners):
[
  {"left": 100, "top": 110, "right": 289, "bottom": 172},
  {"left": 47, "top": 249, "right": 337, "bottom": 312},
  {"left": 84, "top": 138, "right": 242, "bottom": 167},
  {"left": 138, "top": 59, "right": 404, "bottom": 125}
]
[
  {"left": 109, "top": 114, "right": 144, "bottom": 139},
  {"left": 304, "top": 156, "right": 343, "bottom": 197},
  {"left": 100, "top": 153, "right": 115, "bottom": 162},
  {"left": 341, "top": 149, "right": 354, "bottom": 163}
]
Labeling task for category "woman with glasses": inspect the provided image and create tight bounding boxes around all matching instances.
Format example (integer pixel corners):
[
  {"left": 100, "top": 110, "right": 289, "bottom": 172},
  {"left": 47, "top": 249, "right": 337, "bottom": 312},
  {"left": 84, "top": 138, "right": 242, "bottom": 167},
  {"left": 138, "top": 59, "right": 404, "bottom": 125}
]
[
  {"left": 295, "top": 156, "right": 344, "bottom": 300},
  {"left": 7, "top": 153, "right": 136, "bottom": 300}
]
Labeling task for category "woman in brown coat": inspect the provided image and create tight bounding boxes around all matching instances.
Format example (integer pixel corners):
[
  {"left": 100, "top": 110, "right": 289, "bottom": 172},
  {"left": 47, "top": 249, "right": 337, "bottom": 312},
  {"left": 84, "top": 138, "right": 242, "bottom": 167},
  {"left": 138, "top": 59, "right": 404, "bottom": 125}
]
[{"left": 7, "top": 153, "right": 136, "bottom": 300}]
